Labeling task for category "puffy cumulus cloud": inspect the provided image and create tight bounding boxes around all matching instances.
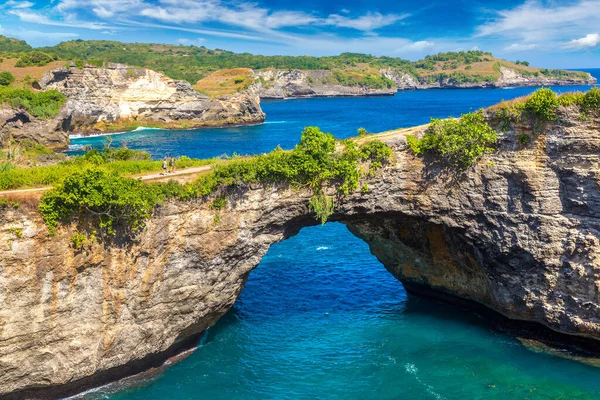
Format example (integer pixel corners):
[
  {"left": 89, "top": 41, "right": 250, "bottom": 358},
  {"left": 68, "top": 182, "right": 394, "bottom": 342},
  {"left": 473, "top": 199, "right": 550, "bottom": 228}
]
[
  {"left": 503, "top": 43, "right": 538, "bottom": 52},
  {"left": 475, "top": 0, "right": 600, "bottom": 43},
  {"left": 563, "top": 33, "right": 600, "bottom": 50},
  {"left": 395, "top": 40, "right": 435, "bottom": 52}
]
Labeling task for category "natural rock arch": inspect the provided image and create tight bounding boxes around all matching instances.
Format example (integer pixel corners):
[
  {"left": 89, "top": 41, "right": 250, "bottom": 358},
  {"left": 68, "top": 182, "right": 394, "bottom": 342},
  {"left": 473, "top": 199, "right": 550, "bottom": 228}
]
[{"left": 1, "top": 109, "right": 599, "bottom": 398}]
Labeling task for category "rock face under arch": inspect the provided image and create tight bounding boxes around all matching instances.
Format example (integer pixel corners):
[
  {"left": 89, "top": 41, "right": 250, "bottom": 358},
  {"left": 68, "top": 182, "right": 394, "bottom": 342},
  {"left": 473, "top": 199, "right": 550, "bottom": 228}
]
[{"left": 0, "top": 108, "right": 599, "bottom": 398}]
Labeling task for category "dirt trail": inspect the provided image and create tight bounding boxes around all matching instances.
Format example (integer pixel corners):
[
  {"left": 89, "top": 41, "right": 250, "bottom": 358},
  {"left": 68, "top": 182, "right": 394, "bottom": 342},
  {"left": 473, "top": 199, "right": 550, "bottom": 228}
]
[{"left": 0, "top": 165, "right": 213, "bottom": 198}]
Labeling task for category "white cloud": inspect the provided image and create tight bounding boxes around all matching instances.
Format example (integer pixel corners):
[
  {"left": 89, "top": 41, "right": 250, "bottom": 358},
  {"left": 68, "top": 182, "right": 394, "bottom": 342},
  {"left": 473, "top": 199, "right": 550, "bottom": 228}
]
[
  {"left": 396, "top": 40, "right": 434, "bottom": 52},
  {"left": 177, "top": 37, "right": 206, "bottom": 46},
  {"left": 475, "top": 0, "right": 600, "bottom": 43},
  {"left": 325, "top": 12, "right": 408, "bottom": 31},
  {"left": 563, "top": 33, "right": 600, "bottom": 50},
  {"left": 1, "top": 0, "right": 34, "bottom": 8},
  {"left": 14, "top": 29, "right": 79, "bottom": 40},
  {"left": 9, "top": 9, "right": 111, "bottom": 30},
  {"left": 504, "top": 43, "right": 538, "bottom": 52},
  {"left": 57, "top": 0, "right": 145, "bottom": 18}
]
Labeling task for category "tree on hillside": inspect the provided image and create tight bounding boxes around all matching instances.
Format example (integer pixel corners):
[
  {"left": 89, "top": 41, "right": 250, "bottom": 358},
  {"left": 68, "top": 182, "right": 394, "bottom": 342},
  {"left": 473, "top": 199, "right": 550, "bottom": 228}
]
[{"left": 0, "top": 71, "right": 15, "bottom": 86}]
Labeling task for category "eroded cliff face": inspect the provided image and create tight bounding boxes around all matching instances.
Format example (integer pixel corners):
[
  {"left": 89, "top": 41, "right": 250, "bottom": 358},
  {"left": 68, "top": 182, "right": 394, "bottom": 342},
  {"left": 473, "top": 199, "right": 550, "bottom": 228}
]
[
  {"left": 0, "top": 109, "right": 599, "bottom": 398},
  {"left": 253, "top": 67, "right": 596, "bottom": 98},
  {"left": 0, "top": 107, "right": 70, "bottom": 151},
  {"left": 382, "top": 66, "right": 597, "bottom": 89},
  {"left": 254, "top": 69, "right": 396, "bottom": 98},
  {"left": 41, "top": 63, "right": 265, "bottom": 134}
]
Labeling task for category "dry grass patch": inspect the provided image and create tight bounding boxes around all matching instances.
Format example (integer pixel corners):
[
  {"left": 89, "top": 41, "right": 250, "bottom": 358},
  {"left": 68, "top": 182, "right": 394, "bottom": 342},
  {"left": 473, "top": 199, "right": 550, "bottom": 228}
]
[
  {"left": 194, "top": 68, "right": 254, "bottom": 98},
  {"left": 0, "top": 58, "right": 64, "bottom": 88}
]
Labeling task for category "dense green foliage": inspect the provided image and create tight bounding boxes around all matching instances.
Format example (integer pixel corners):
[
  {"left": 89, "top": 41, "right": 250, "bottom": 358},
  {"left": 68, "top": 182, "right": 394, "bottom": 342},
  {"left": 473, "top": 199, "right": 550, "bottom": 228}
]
[
  {"left": 0, "top": 71, "right": 14, "bottom": 86},
  {"left": 0, "top": 87, "right": 65, "bottom": 118},
  {"left": 0, "top": 36, "right": 31, "bottom": 52},
  {"left": 38, "top": 127, "right": 393, "bottom": 234},
  {"left": 407, "top": 112, "right": 498, "bottom": 168},
  {"left": 415, "top": 50, "right": 492, "bottom": 70},
  {"left": 523, "top": 88, "right": 560, "bottom": 121},
  {"left": 0, "top": 36, "right": 587, "bottom": 86},
  {"left": 40, "top": 169, "right": 170, "bottom": 235},
  {"left": 325, "top": 70, "right": 395, "bottom": 89},
  {"left": 0, "top": 147, "right": 214, "bottom": 190},
  {"left": 14, "top": 51, "right": 57, "bottom": 67}
]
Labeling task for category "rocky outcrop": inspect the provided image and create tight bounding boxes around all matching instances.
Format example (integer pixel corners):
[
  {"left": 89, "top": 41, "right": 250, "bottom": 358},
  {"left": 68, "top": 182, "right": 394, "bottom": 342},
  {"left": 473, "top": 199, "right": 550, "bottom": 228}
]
[
  {"left": 40, "top": 63, "right": 265, "bottom": 134},
  {"left": 0, "top": 107, "right": 70, "bottom": 150},
  {"left": 383, "top": 66, "right": 597, "bottom": 89},
  {"left": 254, "top": 67, "right": 596, "bottom": 98},
  {"left": 1, "top": 108, "right": 600, "bottom": 398},
  {"left": 254, "top": 69, "right": 396, "bottom": 98}
]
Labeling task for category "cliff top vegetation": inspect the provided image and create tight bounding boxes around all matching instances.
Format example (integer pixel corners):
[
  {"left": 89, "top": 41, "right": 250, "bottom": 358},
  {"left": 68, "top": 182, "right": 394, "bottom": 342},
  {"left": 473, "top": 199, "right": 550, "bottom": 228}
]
[{"left": 0, "top": 36, "right": 590, "bottom": 86}]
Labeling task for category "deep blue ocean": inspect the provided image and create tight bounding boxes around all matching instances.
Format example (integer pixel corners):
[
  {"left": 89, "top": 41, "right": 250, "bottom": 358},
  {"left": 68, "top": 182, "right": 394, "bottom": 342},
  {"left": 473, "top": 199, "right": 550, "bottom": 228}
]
[{"left": 74, "top": 71, "right": 600, "bottom": 399}]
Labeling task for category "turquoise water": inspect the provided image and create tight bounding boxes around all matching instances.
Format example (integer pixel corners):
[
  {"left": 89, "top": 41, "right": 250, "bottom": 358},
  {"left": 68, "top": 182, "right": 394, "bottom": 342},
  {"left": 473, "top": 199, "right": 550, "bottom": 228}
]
[{"left": 75, "top": 72, "right": 600, "bottom": 399}]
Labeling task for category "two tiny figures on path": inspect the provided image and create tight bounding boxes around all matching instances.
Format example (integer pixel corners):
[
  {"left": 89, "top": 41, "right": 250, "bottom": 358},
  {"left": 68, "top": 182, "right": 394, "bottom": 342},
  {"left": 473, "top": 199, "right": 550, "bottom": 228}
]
[{"left": 162, "top": 156, "right": 176, "bottom": 175}]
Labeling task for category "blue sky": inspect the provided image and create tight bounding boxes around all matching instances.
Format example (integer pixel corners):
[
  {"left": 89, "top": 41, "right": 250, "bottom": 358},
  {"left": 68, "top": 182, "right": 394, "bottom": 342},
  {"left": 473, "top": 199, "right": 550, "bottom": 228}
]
[{"left": 0, "top": 0, "right": 599, "bottom": 68}]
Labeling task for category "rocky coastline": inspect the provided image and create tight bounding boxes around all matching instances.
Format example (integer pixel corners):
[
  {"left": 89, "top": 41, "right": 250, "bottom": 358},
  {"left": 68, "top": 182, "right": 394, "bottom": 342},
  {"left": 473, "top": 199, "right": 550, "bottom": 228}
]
[
  {"left": 0, "top": 106, "right": 599, "bottom": 398},
  {"left": 255, "top": 66, "right": 596, "bottom": 98}
]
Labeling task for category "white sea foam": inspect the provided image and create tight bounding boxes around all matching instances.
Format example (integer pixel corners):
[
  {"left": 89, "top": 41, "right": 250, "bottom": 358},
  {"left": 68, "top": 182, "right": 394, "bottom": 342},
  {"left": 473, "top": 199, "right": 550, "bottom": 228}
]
[
  {"left": 316, "top": 246, "right": 329, "bottom": 251},
  {"left": 264, "top": 121, "right": 288, "bottom": 124},
  {"left": 404, "top": 363, "right": 446, "bottom": 400}
]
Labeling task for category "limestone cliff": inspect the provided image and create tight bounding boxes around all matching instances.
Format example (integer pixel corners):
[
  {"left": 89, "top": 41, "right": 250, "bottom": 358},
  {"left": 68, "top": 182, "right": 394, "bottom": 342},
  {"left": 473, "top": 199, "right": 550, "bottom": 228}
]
[
  {"left": 382, "top": 66, "right": 597, "bottom": 89},
  {"left": 40, "top": 63, "right": 265, "bottom": 134},
  {"left": 0, "top": 108, "right": 599, "bottom": 398},
  {"left": 254, "top": 69, "right": 396, "bottom": 98},
  {"left": 254, "top": 67, "right": 596, "bottom": 98}
]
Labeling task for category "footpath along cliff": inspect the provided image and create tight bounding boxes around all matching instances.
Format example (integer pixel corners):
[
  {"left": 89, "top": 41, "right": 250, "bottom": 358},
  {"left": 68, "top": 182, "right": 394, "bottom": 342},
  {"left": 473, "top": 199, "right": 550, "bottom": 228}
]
[{"left": 0, "top": 99, "right": 599, "bottom": 398}]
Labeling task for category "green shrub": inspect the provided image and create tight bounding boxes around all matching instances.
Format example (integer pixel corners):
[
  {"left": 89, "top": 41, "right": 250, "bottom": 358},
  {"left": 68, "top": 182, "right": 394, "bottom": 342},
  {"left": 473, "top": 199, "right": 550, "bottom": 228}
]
[
  {"left": 357, "top": 127, "right": 368, "bottom": 136},
  {"left": 37, "top": 127, "right": 393, "bottom": 233},
  {"left": 557, "top": 92, "right": 585, "bottom": 107},
  {"left": 211, "top": 196, "right": 227, "bottom": 210},
  {"left": 8, "top": 227, "right": 22, "bottom": 238},
  {"left": 518, "top": 134, "right": 531, "bottom": 146},
  {"left": 70, "top": 232, "right": 88, "bottom": 249},
  {"left": 0, "top": 71, "right": 14, "bottom": 86},
  {"left": 39, "top": 169, "right": 167, "bottom": 235},
  {"left": 581, "top": 87, "right": 600, "bottom": 113},
  {"left": 407, "top": 111, "right": 497, "bottom": 169},
  {"left": 0, "top": 198, "right": 19, "bottom": 208},
  {"left": 15, "top": 51, "right": 56, "bottom": 67},
  {"left": 0, "top": 87, "right": 66, "bottom": 119},
  {"left": 524, "top": 88, "right": 559, "bottom": 121},
  {"left": 308, "top": 193, "right": 335, "bottom": 225}
]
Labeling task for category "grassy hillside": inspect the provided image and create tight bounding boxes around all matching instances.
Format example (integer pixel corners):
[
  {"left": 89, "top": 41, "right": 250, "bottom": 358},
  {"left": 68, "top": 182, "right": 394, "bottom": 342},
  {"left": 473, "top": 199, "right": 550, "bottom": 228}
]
[{"left": 0, "top": 36, "right": 591, "bottom": 87}]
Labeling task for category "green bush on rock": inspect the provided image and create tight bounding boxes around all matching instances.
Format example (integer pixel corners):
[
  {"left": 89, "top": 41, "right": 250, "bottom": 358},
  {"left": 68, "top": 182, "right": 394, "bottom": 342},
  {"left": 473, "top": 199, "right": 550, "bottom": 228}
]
[
  {"left": 407, "top": 111, "right": 497, "bottom": 169},
  {"left": 524, "top": 88, "right": 559, "bottom": 121},
  {"left": 40, "top": 169, "right": 168, "bottom": 236},
  {"left": 39, "top": 127, "right": 393, "bottom": 234}
]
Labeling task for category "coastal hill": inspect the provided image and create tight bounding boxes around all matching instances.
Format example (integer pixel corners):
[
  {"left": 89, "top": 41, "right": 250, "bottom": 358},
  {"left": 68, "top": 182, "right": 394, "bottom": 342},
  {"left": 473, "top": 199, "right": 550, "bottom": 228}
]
[{"left": 0, "top": 36, "right": 595, "bottom": 96}]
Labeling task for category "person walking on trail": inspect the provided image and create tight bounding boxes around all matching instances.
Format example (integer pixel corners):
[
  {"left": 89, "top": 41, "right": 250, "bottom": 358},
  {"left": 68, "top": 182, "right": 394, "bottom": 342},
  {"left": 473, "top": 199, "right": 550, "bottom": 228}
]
[
  {"left": 162, "top": 157, "right": 168, "bottom": 175},
  {"left": 169, "top": 156, "right": 176, "bottom": 173}
]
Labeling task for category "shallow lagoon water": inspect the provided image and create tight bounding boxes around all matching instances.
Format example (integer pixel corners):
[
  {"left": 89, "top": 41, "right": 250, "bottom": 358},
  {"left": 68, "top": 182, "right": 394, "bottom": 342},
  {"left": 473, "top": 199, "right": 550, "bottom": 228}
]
[{"left": 73, "top": 71, "right": 600, "bottom": 399}]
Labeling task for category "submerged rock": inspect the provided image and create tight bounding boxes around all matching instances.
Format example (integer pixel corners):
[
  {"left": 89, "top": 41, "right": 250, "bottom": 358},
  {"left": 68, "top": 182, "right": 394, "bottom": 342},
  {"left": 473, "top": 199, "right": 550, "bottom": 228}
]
[{"left": 0, "top": 108, "right": 599, "bottom": 398}]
